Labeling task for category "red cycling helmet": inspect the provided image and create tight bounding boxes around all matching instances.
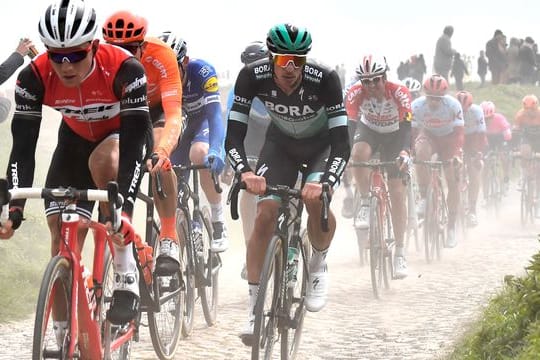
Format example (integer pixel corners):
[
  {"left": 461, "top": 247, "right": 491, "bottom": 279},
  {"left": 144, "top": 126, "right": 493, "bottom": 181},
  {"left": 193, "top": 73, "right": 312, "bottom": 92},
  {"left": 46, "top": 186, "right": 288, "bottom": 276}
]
[
  {"left": 102, "top": 11, "right": 148, "bottom": 44},
  {"left": 423, "top": 74, "right": 448, "bottom": 97},
  {"left": 455, "top": 91, "right": 473, "bottom": 110},
  {"left": 480, "top": 101, "right": 496, "bottom": 118},
  {"left": 522, "top": 94, "right": 539, "bottom": 110}
]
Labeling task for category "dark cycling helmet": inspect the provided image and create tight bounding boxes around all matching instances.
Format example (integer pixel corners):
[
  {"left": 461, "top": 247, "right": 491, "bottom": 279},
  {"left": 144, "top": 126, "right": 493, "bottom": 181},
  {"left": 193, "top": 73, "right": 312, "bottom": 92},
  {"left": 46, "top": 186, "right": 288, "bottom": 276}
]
[
  {"left": 522, "top": 94, "right": 539, "bottom": 110},
  {"left": 266, "top": 23, "right": 312, "bottom": 55},
  {"left": 241, "top": 41, "right": 269, "bottom": 65},
  {"left": 403, "top": 77, "right": 422, "bottom": 93},
  {"left": 158, "top": 31, "right": 187, "bottom": 63},
  {"left": 455, "top": 90, "right": 473, "bottom": 110},
  {"left": 356, "top": 55, "right": 388, "bottom": 79},
  {"left": 102, "top": 10, "right": 147, "bottom": 44},
  {"left": 39, "top": 0, "right": 98, "bottom": 48},
  {"left": 423, "top": 74, "right": 448, "bottom": 97}
]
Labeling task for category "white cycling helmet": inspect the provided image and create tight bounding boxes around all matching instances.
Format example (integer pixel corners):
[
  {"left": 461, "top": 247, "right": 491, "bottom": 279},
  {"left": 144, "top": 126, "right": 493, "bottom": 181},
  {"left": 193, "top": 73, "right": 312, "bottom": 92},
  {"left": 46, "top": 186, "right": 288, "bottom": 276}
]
[
  {"left": 38, "top": 0, "right": 98, "bottom": 48},
  {"left": 158, "top": 31, "right": 187, "bottom": 63},
  {"left": 402, "top": 77, "right": 422, "bottom": 92},
  {"left": 356, "top": 55, "right": 388, "bottom": 79}
]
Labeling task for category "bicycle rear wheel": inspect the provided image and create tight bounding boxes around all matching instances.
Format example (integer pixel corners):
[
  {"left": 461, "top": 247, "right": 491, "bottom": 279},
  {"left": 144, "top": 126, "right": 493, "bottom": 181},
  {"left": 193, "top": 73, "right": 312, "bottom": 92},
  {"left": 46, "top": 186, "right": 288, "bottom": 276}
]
[
  {"left": 176, "top": 209, "right": 195, "bottom": 337},
  {"left": 148, "top": 222, "right": 184, "bottom": 360},
  {"left": 198, "top": 206, "right": 220, "bottom": 326},
  {"left": 369, "top": 197, "right": 385, "bottom": 299},
  {"left": 424, "top": 185, "right": 440, "bottom": 263},
  {"left": 252, "top": 235, "right": 283, "bottom": 359},
  {"left": 280, "top": 229, "right": 311, "bottom": 359},
  {"left": 33, "top": 256, "right": 72, "bottom": 360}
]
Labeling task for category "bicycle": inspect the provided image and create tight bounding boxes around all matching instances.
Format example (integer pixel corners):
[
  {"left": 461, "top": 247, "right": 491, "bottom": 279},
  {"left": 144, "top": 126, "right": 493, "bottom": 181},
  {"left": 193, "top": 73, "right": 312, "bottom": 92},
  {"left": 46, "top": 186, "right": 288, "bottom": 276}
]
[
  {"left": 0, "top": 179, "right": 183, "bottom": 360},
  {"left": 405, "top": 167, "right": 422, "bottom": 254},
  {"left": 170, "top": 162, "right": 222, "bottom": 336},
  {"left": 482, "top": 150, "right": 505, "bottom": 217},
  {"left": 349, "top": 160, "right": 403, "bottom": 299},
  {"left": 228, "top": 176, "right": 330, "bottom": 360},
  {"left": 513, "top": 152, "right": 540, "bottom": 226}
]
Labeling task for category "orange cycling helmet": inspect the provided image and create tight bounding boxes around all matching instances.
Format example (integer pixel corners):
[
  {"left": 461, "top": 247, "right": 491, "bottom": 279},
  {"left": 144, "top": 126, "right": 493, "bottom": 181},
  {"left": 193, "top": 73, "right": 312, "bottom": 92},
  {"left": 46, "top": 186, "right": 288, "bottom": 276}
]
[
  {"left": 522, "top": 94, "right": 539, "bottom": 110},
  {"left": 423, "top": 74, "right": 448, "bottom": 97},
  {"left": 102, "top": 10, "right": 148, "bottom": 44},
  {"left": 455, "top": 91, "right": 473, "bottom": 110}
]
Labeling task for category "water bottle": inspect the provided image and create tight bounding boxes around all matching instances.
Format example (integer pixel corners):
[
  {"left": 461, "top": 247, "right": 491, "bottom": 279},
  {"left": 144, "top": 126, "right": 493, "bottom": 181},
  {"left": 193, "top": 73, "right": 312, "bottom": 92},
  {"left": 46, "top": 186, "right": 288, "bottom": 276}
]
[
  {"left": 286, "top": 247, "right": 299, "bottom": 288},
  {"left": 192, "top": 220, "right": 203, "bottom": 256},
  {"left": 82, "top": 266, "right": 96, "bottom": 318}
]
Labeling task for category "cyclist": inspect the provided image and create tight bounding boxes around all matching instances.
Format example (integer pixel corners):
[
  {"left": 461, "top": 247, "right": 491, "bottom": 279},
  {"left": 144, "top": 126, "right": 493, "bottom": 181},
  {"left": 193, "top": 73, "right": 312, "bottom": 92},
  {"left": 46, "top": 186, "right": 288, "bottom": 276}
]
[
  {"left": 403, "top": 77, "right": 422, "bottom": 101},
  {"left": 456, "top": 91, "right": 487, "bottom": 227},
  {"left": 225, "top": 23, "right": 350, "bottom": 342},
  {"left": 514, "top": 94, "right": 540, "bottom": 212},
  {"left": 158, "top": 31, "right": 229, "bottom": 252},
  {"left": 482, "top": 100, "right": 512, "bottom": 195},
  {"left": 102, "top": 11, "right": 184, "bottom": 274},
  {"left": 412, "top": 74, "right": 464, "bottom": 248},
  {"left": 0, "top": 0, "right": 153, "bottom": 331},
  {"left": 222, "top": 40, "right": 271, "bottom": 276},
  {"left": 345, "top": 55, "right": 413, "bottom": 279}
]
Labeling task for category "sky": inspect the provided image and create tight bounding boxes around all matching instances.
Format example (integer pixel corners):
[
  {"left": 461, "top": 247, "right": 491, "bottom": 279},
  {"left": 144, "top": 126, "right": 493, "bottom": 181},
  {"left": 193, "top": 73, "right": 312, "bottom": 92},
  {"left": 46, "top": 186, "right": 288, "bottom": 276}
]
[{"left": 0, "top": 0, "right": 539, "bottom": 88}]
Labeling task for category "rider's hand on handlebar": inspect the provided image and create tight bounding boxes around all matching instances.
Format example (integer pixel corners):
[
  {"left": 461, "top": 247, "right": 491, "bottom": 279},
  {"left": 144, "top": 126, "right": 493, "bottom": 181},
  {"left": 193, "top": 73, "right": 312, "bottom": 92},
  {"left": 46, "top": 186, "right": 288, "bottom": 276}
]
[
  {"left": 302, "top": 182, "right": 328, "bottom": 202},
  {"left": 396, "top": 150, "right": 412, "bottom": 172},
  {"left": 106, "top": 214, "right": 135, "bottom": 246},
  {"left": 0, "top": 220, "right": 14, "bottom": 240},
  {"left": 241, "top": 171, "right": 266, "bottom": 195},
  {"left": 0, "top": 208, "right": 23, "bottom": 240},
  {"left": 204, "top": 149, "right": 225, "bottom": 174},
  {"left": 147, "top": 148, "right": 172, "bottom": 173}
]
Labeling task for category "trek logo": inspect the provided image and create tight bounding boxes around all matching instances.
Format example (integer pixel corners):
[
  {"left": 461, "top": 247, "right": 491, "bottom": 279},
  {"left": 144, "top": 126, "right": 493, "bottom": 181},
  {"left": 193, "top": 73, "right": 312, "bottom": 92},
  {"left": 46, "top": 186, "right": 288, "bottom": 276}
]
[
  {"left": 254, "top": 64, "right": 271, "bottom": 74},
  {"left": 264, "top": 101, "right": 315, "bottom": 116},
  {"left": 10, "top": 163, "right": 18, "bottom": 189},
  {"left": 56, "top": 103, "right": 118, "bottom": 120},
  {"left": 128, "top": 160, "right": 142, "bottom": 194},
  {"left": 125, "top": 76, "right": 146, "bottom": 94}
]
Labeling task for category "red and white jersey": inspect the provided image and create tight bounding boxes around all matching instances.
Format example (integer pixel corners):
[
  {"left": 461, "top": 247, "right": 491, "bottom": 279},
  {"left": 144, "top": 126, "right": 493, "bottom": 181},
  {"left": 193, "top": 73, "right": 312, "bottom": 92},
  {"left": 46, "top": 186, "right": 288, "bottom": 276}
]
[
  {"left": 463, "top": 103, "right": 486, "bottom": 135},
  {"left": 345, "top": 81, "right": 412, "bottom": 133},
  {"left": 411, "top": 95, "right": 464, "bottom": 137}
]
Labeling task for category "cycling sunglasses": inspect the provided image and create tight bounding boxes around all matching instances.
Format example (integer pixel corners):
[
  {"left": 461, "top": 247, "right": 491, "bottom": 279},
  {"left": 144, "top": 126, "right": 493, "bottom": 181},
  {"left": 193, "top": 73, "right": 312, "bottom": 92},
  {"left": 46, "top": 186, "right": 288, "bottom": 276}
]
[
  {"left": 273, "top": 54, "right": 307, "bottom": 69},
  {"left": 361, "top": 76, "right": 384, "bottom": 85},
  {"left": 48, "top": 43, "right": 93, "bottom": 64}
]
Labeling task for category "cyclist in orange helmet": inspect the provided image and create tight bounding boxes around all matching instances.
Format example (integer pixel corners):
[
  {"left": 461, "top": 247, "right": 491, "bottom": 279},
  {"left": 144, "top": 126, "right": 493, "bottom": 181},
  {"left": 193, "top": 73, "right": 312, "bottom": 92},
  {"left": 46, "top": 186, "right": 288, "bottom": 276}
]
[{"left": 103, "top": 11, "right": 183, "bottom": 277}]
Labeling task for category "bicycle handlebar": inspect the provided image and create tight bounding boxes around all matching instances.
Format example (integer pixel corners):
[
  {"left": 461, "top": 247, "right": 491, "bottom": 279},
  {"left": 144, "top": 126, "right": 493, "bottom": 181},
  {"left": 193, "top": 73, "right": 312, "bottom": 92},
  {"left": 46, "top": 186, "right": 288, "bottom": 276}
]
[{"left": 173, "top": 161, "right": 222, "bottom": 194}]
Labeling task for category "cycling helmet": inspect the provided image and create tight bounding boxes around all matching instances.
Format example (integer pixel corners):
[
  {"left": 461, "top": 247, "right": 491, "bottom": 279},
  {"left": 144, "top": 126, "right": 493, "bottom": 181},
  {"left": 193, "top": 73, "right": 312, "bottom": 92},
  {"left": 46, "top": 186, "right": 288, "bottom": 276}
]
[
  {"left": 38, "top": 0, "right": 97, "bottom": 48},
  {"left": 522, "top": 94, "right": 539, "bottom": 110},
  {"left": 423, "top": 74, "right": 448, "bottom": 97},
  {"left": 455, "top": 91, "right": 473, "bottom": 110},
  {"left": 266, "top": 23, "right": 312, "bottom": 55},
  {"left": 241, "top": 41, "right": 269, "bottom": 65},
  {"left": 356, "top": 55, "right": 388, "bottom": 79},
  {"left": 403, "top": 77, "right": 422, "bottom": 93},
  {"left": 480, "top": 101, "right": 496, "bottom": 118},
  {"left": 102, "top": 11, "right": 147, "bottom": 44},
  {"left": 158, "top": 31, "right": 187, "bottom": 63}
]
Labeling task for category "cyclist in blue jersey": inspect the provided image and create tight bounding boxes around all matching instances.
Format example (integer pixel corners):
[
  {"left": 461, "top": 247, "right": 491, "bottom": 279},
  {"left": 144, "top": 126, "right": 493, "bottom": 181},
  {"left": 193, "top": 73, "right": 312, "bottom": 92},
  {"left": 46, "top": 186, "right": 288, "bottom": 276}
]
[
  {"left": 225, "top": 23, "right": 350, "bottom": 343},
  {"left": 159, "top": 31, "right": 228, "bottom": 252}
]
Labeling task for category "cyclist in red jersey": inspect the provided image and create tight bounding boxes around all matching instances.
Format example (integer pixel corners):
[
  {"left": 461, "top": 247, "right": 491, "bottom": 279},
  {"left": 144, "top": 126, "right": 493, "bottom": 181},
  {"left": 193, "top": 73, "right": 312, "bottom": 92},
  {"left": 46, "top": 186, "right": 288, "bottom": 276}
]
[
  {"left": 0, "top": 0, "right": 153, "bottom": 331},
  {"left": 103, "top": 11, "right": 184, "bottom": 276},
  {"left": 345, "top": 55, "right": 413, "bottom": 278}
]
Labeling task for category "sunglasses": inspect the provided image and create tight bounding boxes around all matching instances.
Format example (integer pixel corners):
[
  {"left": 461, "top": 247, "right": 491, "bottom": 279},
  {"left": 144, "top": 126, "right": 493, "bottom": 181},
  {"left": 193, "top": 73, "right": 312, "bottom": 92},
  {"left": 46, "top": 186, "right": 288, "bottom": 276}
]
[
  {"left": 361, "top": 76, "right": 383, "bottom": 85},
  {"left": 273, "top": 54, "right": 306, "bottom": 69},
  {"left": 47, "top": 43, "right": 93, "bottom": 64}
]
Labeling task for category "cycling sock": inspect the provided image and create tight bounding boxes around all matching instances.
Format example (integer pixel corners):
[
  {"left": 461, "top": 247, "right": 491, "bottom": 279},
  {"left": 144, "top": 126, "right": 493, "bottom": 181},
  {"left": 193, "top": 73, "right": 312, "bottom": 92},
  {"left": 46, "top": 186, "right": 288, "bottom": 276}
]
[
  {"left": 248, "top": 283, "right": 259, "bottom": 316},
  {"left": 310, "top": 246, "right": 328, "bottom": 272},
  {"left": 210, "top": 202, "right": 224, "bottom": 223},
  {"left": 159, "top": 216, "right": 177, "bottom": 241}
]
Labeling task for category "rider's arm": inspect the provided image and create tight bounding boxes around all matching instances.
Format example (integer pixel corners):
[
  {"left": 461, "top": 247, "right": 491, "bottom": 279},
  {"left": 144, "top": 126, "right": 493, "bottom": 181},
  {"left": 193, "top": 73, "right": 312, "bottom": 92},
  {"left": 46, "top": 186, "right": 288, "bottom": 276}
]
[
  {"left": 225, "top": 66, "right": 254, "bottom": 173},
  {"left": 114, "top": 58, "right": 153, "bottom": 218},
  {"left": 200, "top": 65, "right": 225, "bottom": 158},
  {"left": 344, "top": 83, "right": 361, "bottom": 145},
  {"left": 155, "top": 48, "right": 183, "bottom": 157},
  {"left": 5, "top": 63, "right": 44, "bottom": 225}
]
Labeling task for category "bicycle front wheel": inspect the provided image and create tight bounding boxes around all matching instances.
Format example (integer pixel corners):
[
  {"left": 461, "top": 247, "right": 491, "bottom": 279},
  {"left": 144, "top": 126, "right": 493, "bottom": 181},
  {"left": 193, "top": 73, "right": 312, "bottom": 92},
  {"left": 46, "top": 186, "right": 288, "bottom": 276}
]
[
  {"left": 33, "top": 256, "right": 72, "bottom": 360},
  {"left": 280, "top": 229, "right": 311, "bottom": 360},
  {"left": 369, "top": 197, "right": 384, "bottom": 299},
  {"left": 198, "top": 206, "right": 220, "bottom": 326},
  {"left": 252, "top": 235, "right": 283, "bottom": 360},
  {"left": 176, "top": 209, "right": 195, "bottom": 337}
]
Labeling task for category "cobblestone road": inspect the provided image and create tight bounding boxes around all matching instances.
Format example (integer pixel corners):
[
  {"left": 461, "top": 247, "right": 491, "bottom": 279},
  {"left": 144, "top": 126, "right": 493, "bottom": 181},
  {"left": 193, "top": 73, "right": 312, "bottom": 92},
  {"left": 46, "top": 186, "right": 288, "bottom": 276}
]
[{"left": 1, "top": 189, "right": 538, "bottom": 360}]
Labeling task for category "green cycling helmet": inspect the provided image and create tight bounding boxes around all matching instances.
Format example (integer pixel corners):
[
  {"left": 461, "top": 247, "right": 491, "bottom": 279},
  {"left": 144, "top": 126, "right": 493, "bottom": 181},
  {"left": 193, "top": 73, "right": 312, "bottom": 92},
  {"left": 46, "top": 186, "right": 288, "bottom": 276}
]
[{"left": 266, "top": 23, "right": 312, "bottom": 55}]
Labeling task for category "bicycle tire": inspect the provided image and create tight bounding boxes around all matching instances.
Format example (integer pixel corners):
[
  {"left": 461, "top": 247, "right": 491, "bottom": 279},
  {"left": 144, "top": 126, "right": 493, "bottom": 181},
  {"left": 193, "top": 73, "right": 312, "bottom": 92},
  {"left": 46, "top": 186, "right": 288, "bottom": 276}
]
[
  {"left": 424, "top": 185, "right": 438, "bottom": 263},
  {"left": 102, "top": 252, "right": 132, "bottom": 360},
  {"left": 33, "top": 256, "right": 72, "bottom": 360},
  {"left": 198, "top": 206, "right": 220, "bottom": 326},
  {"left": 352, "top": 190, "right": 369, "bottom": 266},
  {"left": 369, "top": 196, "right": 384, "bottom": 299},
  {"left": 252, "top": 235, "right": 283, "bottom": 359},
  {"left": 382, "top": 202, "right": 393, "bottom": 287},
  {"left": 148, "top": 222, "right": 184, "bottom": 360},
  {"left": 176, "top": 209, "right": 195, "bottom": 337},
  {"left": 280, "top": 228, "right": 310, "bottom": 360}
]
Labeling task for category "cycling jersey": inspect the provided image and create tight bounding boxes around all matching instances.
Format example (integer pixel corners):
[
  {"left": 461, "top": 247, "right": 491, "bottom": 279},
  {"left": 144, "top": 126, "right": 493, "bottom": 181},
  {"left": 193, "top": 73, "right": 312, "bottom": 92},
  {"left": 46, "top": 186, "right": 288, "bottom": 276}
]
[
  {"left": 7, "top": 43, "right": 152, "bottom": 217},
  {"left": 463, "top": 104, "right": 487, "bottom": 154},
  {"left": 412, "top": 95, "right": 464, "bottom": 137},
  {"left": 140, "top": 37, "right": 183, "bottom": 156},
  {"left": 514, "top": 108, "right": 540, "bottom": 128},
  {"left": 226, "top": 58, "right": 350, "bottom": 187}
]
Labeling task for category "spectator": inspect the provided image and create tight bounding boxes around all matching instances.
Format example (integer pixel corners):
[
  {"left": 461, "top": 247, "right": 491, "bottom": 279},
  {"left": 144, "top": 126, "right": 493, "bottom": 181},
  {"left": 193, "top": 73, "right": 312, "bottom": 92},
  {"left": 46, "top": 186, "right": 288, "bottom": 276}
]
[
  {"left": 506, "top": 37, "right": 522, "bottom": 84},
  {"left": 477, "top": 50, "right": 488, "bottom": 87},
  {"left": 433, "top": 25, "right": 455, "bottom": 80},
  {"left": 397, "top": 60, "right": 409, "bottom": 80},
  {"left": 0, "top": 38, "right": 36, "bottom": 85},
  {"left": 485, "top": 29, "right": 508, "bottom": 85},
  {"left": 450, "top": 52, "right": 468, "bottom": 90},
  {"left": 410, "top": 54, "right": 427, "bottom": 83},
  {"left": 519, "top": 36, "right": 537, "bottom": 84}
]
